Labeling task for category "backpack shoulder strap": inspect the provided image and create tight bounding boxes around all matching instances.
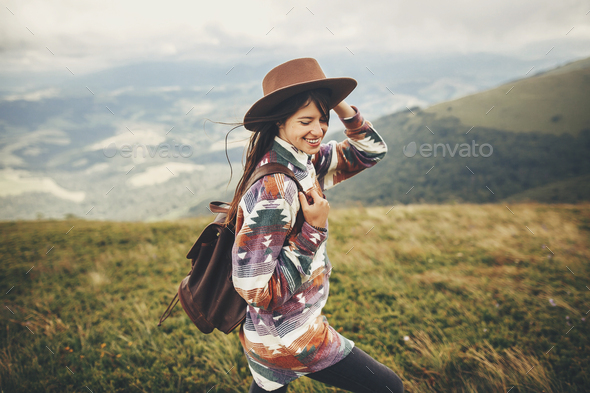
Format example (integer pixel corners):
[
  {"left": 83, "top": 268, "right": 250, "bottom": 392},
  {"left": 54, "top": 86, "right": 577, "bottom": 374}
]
[
  {"left": 209, "top": 163, "right": 304, "bottom": 213},
  {"left": 244, "top": 162, "right": 304, "bottom": 193},
  {"left": 245, "top": 163, "right": 306, "bottom": 239}
]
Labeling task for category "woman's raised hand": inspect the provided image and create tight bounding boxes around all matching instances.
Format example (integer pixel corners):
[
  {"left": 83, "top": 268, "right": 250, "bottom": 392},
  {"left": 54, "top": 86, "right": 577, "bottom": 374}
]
[{"left": 298, "top": 189, "right": 329, "bottom": 229}]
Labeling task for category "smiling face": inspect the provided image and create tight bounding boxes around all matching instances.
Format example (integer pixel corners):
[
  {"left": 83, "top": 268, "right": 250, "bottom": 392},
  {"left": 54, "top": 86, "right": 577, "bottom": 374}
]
[{"left": 276, "top": 100, "right": 329, "bottom": 155}]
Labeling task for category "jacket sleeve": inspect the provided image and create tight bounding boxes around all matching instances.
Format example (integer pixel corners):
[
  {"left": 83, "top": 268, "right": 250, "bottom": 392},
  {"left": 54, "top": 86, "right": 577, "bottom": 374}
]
[
  {"left": 312, "top": 105, "right": 388, "bottom": 192},
  {"left": 231, "top": 173, "right": 328, "bottom": 312}
]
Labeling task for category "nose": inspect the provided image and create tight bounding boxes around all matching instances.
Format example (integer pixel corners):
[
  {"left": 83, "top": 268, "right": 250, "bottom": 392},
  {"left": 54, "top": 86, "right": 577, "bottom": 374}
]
[{"left": 312, "top": 120, "right": 325, "bottom": 137}]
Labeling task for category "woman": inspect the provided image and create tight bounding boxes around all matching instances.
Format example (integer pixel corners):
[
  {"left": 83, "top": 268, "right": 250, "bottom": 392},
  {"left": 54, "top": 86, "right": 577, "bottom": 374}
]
[{"left": 226, "top": 58, "right": 404, "bottom": 393}]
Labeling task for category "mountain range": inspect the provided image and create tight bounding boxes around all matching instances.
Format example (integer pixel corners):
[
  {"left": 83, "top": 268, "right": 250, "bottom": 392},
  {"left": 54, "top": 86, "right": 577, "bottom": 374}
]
[{"left": 1, "top": 54, "right": 589, "bottom": 221}]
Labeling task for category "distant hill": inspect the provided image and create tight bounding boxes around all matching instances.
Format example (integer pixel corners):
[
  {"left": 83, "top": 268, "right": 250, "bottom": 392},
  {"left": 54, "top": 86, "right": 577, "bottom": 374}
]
[
  {"left": 1, "top": 55, "right": 589, "bottom": 221},
  {"left": 422, "top": 56, "right": 590, "bottom": 136},
  {"left": 505, "top": 174, "right": 590, "bottom": 204},
  {"left": 323, "top": 56, "right": 590, "bottom": 208}
]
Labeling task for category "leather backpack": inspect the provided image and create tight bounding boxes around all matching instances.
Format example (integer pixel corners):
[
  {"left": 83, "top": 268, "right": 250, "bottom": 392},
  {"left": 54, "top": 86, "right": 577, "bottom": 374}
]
[{"left": 158, "top": 162, "right": 306, "bottom": 334}]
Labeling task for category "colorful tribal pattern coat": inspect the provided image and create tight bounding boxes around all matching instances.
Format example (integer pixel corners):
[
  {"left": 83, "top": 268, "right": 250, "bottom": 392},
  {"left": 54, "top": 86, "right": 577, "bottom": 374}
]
[{"left": 231, "top": 105, "right": 388, "bottom": 391}]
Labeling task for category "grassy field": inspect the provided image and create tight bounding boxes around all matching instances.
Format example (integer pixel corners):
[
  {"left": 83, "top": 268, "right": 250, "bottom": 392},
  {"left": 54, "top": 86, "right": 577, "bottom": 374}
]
[{"left": 1, "top": 203, "right": 588, "bottom": 392}]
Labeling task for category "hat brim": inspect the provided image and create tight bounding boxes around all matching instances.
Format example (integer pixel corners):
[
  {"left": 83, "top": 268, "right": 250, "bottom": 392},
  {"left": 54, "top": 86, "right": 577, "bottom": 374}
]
[{"left": 243, "top": 77, "right": 357, "bottom": 131}]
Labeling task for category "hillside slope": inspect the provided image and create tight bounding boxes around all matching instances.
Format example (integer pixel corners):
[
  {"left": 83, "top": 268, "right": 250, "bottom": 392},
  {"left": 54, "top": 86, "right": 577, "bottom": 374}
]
[
  {"left": 421, "top": 56, "right": 590, "bottom": 136},
  {"left": 322, "top": 56, "right": 590, "bottom": 208}
]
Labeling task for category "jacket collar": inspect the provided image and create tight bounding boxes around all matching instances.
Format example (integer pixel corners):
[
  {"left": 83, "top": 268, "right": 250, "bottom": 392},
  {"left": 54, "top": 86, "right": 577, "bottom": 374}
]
[{"left": 270, "top": 135, "right": 311, "bottom": 172}]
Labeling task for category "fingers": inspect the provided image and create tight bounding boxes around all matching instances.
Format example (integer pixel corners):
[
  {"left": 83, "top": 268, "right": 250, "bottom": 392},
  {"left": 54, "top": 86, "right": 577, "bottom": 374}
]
[
  {"left": 301, "top": 189, "right": 328, "bottom": 207},
  {"left": 298, "top": 191, "right": 308, "bottom": 207},
  {"left": 309, "top": 188, "right": 322, "bottom": 200}
]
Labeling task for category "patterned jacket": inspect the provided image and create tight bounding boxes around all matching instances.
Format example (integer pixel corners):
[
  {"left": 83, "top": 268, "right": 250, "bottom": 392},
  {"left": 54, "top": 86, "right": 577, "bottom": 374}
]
[{"left": 231, "top": 105, "right": 388, "bottom": 391}]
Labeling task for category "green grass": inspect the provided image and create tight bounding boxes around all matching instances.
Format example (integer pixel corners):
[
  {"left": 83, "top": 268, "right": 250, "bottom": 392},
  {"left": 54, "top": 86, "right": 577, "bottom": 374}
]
[{"left": 1, "top": 203, "right": 589, "bottom": 392}]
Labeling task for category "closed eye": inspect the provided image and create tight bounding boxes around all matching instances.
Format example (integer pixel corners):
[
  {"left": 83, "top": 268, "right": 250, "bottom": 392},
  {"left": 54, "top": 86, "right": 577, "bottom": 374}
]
[{"left": 300, "top": 119, "right": 328, "bottom": 126}]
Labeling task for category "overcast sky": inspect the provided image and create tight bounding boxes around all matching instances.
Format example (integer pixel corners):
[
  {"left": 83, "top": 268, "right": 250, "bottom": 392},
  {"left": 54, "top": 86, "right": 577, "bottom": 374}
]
[{"left": 1, "top": 0, "right": 589, "bottom": 78}]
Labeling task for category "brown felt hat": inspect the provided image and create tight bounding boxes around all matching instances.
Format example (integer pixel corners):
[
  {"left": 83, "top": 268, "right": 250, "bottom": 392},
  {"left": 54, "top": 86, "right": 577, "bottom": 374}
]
[{"left": 243, "top": 57, "right": 357, "bottom": 131}]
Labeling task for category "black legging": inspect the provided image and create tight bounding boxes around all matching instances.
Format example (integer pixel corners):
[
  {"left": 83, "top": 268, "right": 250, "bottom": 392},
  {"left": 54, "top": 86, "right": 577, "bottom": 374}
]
[{"left": 248, "top": 346, "right": 404, "bottom": 393}]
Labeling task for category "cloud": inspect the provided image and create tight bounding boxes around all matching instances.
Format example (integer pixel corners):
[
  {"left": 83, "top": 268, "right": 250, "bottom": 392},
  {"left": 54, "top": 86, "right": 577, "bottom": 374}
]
[
  {"left": 147, "top": 86, "right": 182, "bottom": 93},
  {"left": 0, "top": 168, "right": 86, "bottom": 202},
  {"left": 2, "top": 87, "right": 61, "bottom": 101},
  {"left": 84, "top": 124, "right": 170, "bottom": 153},
  {"left": 208, "top": 129, "right": 251, "bottom": 152},
  {"left": 126, "top": 162, "right": 205, "bottom": 188},
  {"left": 1, "top": 0, "right": 588, "bottom": 75},
  {"left": 418, "top": 78, "right": 481, "bottom": 104},
  {"left": 0, "top": 128, "right": 70, "bottom": 167}
]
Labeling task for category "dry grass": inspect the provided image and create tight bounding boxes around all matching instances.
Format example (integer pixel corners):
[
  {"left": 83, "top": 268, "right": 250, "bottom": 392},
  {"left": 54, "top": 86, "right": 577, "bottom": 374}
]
[{"left": 1, "top": 203, "right": 588, "bottom": 392}]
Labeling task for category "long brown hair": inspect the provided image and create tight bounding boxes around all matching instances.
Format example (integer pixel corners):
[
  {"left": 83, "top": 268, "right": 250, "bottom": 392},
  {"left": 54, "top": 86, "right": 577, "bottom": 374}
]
[{"left": 208, "top": 87, "right": 332, "bottom": 228}]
